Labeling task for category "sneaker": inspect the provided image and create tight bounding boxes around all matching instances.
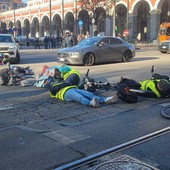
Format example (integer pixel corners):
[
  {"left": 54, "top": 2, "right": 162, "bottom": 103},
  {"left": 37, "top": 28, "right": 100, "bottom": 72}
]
[
  {"left": 90, "top": 98, "right": 100, "bottom": 107},
  {"left": 105, "top": 96, "right": 118, "bottom": 104}
]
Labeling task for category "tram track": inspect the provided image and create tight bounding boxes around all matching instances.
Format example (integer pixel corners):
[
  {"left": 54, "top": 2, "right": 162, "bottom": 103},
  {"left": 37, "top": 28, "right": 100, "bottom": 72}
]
[{"left": 54, "top": 126, "right": 170, "bottom": 170}]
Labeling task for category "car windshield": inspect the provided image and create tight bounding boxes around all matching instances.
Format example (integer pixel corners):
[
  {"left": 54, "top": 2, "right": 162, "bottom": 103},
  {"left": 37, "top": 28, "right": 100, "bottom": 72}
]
[
  {"left": 0, "top": 36, "right": 13, "bottom": 43},
  {"left": 77, "top": 37, "right": 100, "bottom": 46}
]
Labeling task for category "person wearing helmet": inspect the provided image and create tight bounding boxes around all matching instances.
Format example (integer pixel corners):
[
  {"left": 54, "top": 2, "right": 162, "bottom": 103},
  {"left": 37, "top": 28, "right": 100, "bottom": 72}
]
[
  {"left": 53, "top": 65, "right": 80, "bottom": 86},
  {"left": 139, "top": 79, "right": 170, "bottom": 98},
  {"left": 62, "top": 30, "right": 75, "bottom": 47}
]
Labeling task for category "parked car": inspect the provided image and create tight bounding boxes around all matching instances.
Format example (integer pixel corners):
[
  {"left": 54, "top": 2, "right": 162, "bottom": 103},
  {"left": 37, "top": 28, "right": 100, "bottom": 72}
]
[
  {"left": 158, "top": 38, "right": 170, "bottom": 53},
  {"left": 0, "top": 34, "right": 20, "bottom": 64},
  {"left": 56, "top": 36, "right": 135, "bottom": 66}
]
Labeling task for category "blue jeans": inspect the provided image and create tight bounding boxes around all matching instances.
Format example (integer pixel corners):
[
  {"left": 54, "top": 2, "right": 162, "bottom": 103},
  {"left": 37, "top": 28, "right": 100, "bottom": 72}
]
[{"left": 64, "top": 88, "right": 106, "bottom": 106}]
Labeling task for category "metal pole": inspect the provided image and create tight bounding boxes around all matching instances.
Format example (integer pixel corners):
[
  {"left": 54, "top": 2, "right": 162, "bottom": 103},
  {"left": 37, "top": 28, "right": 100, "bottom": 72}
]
[
  {"left": 126, "top": 0, "right": 129, "bottom": 41},
  {"left": 13, "top": 0, "right": 16, "bottom": 37},
  {"left": 62, "top": 0, "right": 64, "bottom": 35},
  {"left": 49, "top": 0, "right": 52, "bottom": 37},
  {"left": 75, "top": 0, "right": 77, "bottom": 34},
  {"left": 112, "top": 2, "right": 115, "bottom": 37}
]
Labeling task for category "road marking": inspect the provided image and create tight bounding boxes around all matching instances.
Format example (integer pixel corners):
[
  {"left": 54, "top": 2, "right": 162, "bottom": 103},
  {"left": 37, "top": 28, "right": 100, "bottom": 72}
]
[
  {"left": 0, "top": 106, "right": 14, "bottom": 111},
  {"left": 44, "top": 128, "right": 91, "bottom": 145},
  {"left": 159, "top": 102, "right": 170, "bottom": 107}
]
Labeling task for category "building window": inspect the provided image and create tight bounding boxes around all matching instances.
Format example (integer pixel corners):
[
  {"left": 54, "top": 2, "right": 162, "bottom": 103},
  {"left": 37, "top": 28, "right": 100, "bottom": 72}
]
[{"left": 2, "top": 5, "right": 6, "bottom": 9}]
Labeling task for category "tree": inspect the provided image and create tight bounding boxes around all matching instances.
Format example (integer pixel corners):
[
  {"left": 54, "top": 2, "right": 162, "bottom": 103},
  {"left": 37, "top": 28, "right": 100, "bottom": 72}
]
[{"left": 81, "top": 0, "right": 116, "bottom": 25}]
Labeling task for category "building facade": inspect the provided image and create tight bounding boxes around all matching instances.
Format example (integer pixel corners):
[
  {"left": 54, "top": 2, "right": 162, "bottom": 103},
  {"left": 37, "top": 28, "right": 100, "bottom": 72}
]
[{"left": 0, "top": 0, "right": 169, "bottom": 42}]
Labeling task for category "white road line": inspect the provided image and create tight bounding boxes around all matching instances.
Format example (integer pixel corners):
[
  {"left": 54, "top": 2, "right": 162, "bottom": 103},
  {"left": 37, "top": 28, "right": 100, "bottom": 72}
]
[
  {"left": 0, "top": 106, "right": 15, "bottom": 111},
  {"left": 159, "top": 102, "right": 170, "bottom": 107}
]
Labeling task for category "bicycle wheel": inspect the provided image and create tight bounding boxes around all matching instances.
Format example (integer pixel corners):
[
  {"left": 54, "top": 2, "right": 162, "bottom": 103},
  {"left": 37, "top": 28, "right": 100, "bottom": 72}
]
[{"left": 160, "top": 106, "right": 170, "bottom": 119}]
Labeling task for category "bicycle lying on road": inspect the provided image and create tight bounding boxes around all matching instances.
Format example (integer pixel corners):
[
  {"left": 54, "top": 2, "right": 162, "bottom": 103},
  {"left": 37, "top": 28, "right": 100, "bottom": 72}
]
[
  {"left": 79, "top": 66, "right": 170, "bottom": 104},
  {"left": 79, "top": 69, "right": 153, "bottom": 94}
]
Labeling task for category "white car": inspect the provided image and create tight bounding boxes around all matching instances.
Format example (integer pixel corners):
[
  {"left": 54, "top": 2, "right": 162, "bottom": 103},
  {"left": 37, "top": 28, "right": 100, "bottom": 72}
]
[{"left": 0, "top": 34, "right": 20, "bottom": 64}]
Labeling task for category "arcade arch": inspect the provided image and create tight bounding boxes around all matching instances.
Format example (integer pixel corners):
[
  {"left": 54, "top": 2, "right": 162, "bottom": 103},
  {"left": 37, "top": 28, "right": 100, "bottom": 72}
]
[
  {"left": 64, "top": 12, "right": 74, "bottom": 33},
  {"left": 78, "top": 9, "right": 89, "bottom": 34},
  {"left": 23, "top": 19, "right": 30, "bottom": 37},
  {"left": 53, "top": 14, "right": 62, "bottom": 36},
  {"left": 115, "top": 4, "right": 127, "bottom": 36},
  {"left": 160, "top": 0, "right": 170, "bottom": 23},
  {"left": 42, "top": 15, "right": 50, "bottom": 36},
  {"left": 16, "top": 20, "right": 21, "bottom": 36},
  {"left": 0, "top": 0, "right": 169, "bottom": 42},
  {"left": 31, "top": 17, "right": 39, "bottom": 37}
]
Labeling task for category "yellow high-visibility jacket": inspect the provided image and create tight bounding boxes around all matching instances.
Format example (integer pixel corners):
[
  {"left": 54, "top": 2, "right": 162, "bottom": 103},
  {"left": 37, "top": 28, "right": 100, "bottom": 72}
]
[
  {"left": 62, "top": 68, "right": 80, "bottom": 80},
  {"left": 139, "top": 79, "right": 161, "bottom": 98},
  {"left": 50, "top": 85, "right": 77, "bottom": 100}
]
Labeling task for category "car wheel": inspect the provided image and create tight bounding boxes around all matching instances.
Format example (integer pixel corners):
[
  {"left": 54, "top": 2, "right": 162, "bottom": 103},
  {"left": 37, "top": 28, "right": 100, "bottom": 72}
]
[
  {"left": 122, "top": 51, "right": 131, "bottom": 62},
  {"left": 83, "top": 53, "right": 95, "bottom": 66}
]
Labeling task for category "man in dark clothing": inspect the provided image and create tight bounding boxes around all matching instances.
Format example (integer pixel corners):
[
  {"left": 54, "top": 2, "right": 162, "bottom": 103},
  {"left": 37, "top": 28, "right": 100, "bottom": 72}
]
[
  {"left": 35, "top": 38, "right": 40, "bottom": 49},
  {"left": 51, "top": 36, "right": 56, "bottom": 49},
  {"left": 56, "top": 36, "right": 62, "bottom": 48},
  {"left": 44, "top": 36, "right": 49, "bottom": 49}
]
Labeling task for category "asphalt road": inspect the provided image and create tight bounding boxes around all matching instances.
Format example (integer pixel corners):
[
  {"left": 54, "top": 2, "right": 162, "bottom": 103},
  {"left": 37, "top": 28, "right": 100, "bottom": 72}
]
[{"left": 0, "top": 46, "right": 170, "bottom": 170}]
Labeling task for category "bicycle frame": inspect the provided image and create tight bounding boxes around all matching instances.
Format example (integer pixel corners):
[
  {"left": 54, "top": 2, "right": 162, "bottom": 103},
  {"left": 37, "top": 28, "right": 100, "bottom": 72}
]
[{"left": 81, "top": 69, "right": 155, "bottom": 95}]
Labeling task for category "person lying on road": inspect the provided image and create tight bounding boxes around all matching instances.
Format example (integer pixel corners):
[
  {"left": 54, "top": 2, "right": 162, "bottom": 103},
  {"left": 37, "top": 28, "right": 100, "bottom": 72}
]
[
  {"left": 50, "top": 83, "right": 117, "bottom": 107},
  {"left": 53, "top": 65, "right": 80, "bottom": 86},
  {"left": 35, "top": 65, "right": 80, "bottom": 88}
]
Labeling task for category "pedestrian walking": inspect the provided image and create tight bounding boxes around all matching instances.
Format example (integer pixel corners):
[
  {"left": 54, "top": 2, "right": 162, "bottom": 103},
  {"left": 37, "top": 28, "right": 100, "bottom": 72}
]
[
  {"left": 56, "top": 35, "right": 62, "bottom": 48},
  {"left": 44, "top": 36, "right": 49, "bottom": 49},
  {"left": 35, "top": 38, "right": 40, "bottom": 49}
]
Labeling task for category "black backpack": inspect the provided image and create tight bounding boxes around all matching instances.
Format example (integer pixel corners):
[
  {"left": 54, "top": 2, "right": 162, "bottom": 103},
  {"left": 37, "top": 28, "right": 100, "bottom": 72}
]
[{"left": 116, "top": 78, "right": 139, "bottom": 103}]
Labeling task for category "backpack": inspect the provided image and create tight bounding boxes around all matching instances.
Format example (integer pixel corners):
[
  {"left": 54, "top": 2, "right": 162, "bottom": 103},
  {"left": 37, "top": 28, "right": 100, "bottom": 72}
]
[
  {"left": 119, "top": 77, "right": 141, "bottom": 89},
  {"left": 0, "top": 68, "right": 10, "bottom": 85},
  {"left": 152, "top": 73, "right": 169, "bottom": 82},
  {"left": 0, "top": 63, "right": 10, "bottom": 85},
  {"left": 116, "top": 78, "right": 139, "bottom": 103}
]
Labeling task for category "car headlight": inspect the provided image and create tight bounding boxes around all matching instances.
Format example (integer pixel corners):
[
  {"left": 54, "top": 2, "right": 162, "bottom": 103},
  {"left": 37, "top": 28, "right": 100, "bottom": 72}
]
[
  {"left": 9, "top": 46, "right": 16, "bottom": 50},
  {"left": 70, "top": 52, "right": 81, "bottom": 56}
]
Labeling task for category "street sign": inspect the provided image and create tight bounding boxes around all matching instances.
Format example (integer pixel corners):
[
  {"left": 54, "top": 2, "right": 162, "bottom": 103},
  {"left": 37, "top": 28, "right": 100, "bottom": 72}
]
[{"left": 123, "top": 29, "right": 129, "bottom": 36}]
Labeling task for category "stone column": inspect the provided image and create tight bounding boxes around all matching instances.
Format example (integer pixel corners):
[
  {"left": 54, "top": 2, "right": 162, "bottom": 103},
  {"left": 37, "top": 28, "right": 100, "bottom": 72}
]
[
  {"left": 128, "top": 13, "right": 137, "bottom": 42},
  {"left": 21, "top": 26, "right": 26, "bottom": 36},
  {"left": 105, "top": 17, "right": 112, "bottom": 36},
  {"left": 30, "top": 24, "right": 35, "bottom": 37},
  {"left": 149, "top": 9, "right": 161, "bottom": 41},
  {"left": 51, "top": 24, "right": 55, "bottom": 36},
  {"left": 147, "top": 15, "right": 151, "bottom": 42},
  {"left": 39, "top": 23, "right": 44, "bottom": 37}
]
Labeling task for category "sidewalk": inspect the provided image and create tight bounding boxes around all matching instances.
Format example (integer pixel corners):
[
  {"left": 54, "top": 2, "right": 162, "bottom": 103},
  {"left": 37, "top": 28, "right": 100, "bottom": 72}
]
[{"left": 19, "top": 45, "right": 44, "bottom": 50}]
